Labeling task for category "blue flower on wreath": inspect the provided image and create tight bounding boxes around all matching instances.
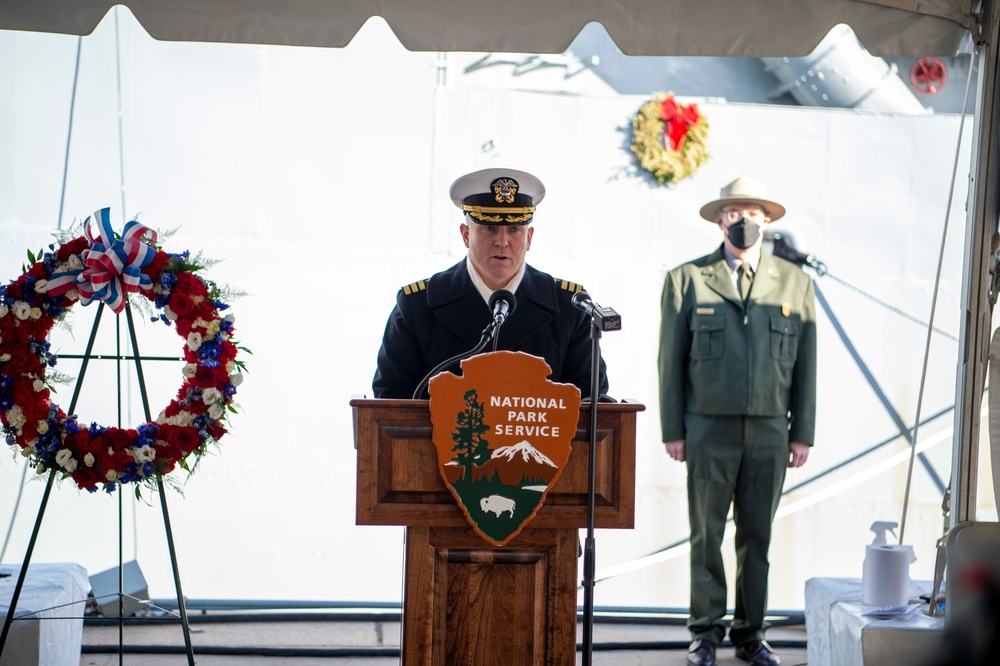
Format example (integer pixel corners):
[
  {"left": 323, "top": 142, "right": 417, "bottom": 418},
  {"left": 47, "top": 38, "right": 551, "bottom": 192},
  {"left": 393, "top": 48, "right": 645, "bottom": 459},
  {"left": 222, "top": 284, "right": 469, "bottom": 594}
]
[
  {"left": 197, "top": 339, "right": 222, "bottom": 367},
  {"left": 159, "top": 271, "right": 178, "bottom": 292},
  {"left": 136, "top": 423, "right": 159, "bottom": 446}
]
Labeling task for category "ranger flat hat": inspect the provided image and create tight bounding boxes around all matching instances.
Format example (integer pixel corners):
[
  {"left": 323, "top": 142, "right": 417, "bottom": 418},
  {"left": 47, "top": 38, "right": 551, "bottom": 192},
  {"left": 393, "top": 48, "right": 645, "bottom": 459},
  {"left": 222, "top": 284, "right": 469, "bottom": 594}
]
[
  {"left": 450, "top": 168, "right": 545, "bottom": 225},
  {"left": 699, "top": 176, "right": 786, "bottom": 222}
]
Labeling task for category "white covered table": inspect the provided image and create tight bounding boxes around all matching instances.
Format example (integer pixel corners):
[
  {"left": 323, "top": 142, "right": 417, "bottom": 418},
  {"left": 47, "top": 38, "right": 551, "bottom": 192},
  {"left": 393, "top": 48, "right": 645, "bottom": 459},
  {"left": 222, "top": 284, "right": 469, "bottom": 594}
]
[
  {"left": 0, "top": 563, "right": 89, "bottom": 666},
  {"left": 805, "top": 577, "right": 944, "bottom": 666}
]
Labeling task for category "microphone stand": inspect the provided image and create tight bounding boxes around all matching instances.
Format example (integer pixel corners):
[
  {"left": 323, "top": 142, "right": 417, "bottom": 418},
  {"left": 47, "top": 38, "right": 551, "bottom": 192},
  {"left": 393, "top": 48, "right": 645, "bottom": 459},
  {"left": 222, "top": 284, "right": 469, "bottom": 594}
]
[
  {"left": 411, "top": 317, "right": 502, "bottom": 399},
  {"left": 490, "top": 314, "right": 503, "bottom": 352},
  {"left": 581, "top": 316, "right": 602, "bottom": 666},
  {"left": 412, "top": 290, "right": 515, "bottom": 399}
]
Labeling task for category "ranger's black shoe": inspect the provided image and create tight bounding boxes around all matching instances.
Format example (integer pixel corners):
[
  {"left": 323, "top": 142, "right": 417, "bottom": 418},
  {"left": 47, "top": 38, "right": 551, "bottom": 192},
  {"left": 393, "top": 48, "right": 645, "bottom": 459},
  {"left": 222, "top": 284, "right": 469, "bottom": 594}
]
[{"left": 686, "top": 639, "right": 718, "bottom": 666}]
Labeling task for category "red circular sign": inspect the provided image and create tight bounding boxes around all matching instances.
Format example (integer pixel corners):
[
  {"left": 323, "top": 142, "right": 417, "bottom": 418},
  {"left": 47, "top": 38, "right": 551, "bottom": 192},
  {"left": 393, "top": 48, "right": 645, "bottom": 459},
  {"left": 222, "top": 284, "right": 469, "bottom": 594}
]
[{"left": 910, "top": 57, "right": 947, "bottom": 95}]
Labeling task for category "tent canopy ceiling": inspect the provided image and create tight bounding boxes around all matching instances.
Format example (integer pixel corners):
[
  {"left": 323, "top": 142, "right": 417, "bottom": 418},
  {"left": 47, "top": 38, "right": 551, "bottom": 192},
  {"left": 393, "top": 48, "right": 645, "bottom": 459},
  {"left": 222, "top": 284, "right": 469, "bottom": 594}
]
[{"left": 0, "top": 0, "right": 977, "bottom": 56}]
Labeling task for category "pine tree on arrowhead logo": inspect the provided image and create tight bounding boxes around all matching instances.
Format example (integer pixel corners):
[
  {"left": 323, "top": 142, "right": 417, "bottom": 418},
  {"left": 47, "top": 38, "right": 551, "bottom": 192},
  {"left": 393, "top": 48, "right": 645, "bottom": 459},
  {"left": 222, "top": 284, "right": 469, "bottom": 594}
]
[
  {"left": 448, "top": 389, "right": 492, "bottom": 483},
  {"left": 428, "top": 351, "right": 581, "bottom": 547}
]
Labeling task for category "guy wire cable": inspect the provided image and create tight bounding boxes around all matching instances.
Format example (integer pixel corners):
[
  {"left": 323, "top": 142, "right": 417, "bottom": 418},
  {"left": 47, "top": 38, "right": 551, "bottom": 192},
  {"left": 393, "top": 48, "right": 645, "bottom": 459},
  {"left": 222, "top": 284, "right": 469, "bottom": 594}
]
[
  {"left": 818, "top": 271, "right": 958, "bottom": 341},
  {"left": 900, "top": 46, "right": 978, "bottom": 545},
  {"left": 769, "top": 233, "right": 958, "bottom": 340},
  {"left": 593, "top": 405, "right": 957, "bottom": 584},
  {"left": 56, "top": 36, "right": 82, "bottom": 231}
]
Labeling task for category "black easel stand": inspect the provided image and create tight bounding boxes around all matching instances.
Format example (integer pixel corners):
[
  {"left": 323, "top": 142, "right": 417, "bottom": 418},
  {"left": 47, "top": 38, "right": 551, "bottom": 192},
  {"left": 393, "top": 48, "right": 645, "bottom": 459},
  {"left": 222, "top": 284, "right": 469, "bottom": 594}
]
[
  {"left": 0, "top": 302, "right": 195, "bottom": 666},
  {"left": 580, "top": 321, "right": 602, "bottom": 666}
]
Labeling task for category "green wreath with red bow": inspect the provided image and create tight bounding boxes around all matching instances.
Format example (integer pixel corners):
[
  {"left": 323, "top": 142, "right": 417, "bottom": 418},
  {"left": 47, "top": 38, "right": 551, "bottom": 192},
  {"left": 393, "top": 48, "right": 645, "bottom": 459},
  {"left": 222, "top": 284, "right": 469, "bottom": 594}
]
[{"left": 630, "top": 91, "right": 710, "bottom": 185}]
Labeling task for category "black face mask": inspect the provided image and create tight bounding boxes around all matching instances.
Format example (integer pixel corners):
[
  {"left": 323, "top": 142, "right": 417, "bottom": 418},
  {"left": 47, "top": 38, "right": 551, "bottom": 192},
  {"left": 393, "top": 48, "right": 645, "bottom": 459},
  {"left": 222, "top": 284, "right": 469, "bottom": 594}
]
[{"left": 726, "top": 217, "right": 761, "bottom": 249}]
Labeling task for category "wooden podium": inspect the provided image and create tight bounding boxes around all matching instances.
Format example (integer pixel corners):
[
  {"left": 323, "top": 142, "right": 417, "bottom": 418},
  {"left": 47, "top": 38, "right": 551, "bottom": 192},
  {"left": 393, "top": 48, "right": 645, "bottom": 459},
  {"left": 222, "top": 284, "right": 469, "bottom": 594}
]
[{"left": 352, "top": 398, "right": 642, "bottom": 666}]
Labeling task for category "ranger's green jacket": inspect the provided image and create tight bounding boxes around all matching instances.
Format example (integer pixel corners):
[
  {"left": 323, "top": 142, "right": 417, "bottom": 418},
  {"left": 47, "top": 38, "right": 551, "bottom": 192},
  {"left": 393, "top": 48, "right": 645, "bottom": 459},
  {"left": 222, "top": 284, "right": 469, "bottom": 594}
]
[{"left": 658, "top": 245, "right": 817, "bottom": 444}]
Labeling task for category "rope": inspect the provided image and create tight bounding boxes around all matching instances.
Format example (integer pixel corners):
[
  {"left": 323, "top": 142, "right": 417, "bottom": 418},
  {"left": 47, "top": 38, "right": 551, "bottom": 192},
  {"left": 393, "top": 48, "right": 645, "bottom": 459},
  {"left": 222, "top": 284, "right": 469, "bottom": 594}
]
[
  {"left": 594, "top": 406, "right": 954, "bottom": 583},
  {"left": 900, "top": 45, "right": 978, "bottom": 545},
  {"left": 820, "top": 271, "right": 958, "bottom": 341}
]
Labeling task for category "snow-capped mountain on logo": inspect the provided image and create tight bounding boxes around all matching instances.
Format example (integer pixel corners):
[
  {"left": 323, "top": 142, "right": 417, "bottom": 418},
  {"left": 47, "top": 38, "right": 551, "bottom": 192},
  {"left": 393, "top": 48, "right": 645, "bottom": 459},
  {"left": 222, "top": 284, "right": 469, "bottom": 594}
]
[
  {"left": 492, "top": 440, "right": 557, "bottom": 467},
  {"left": 466, "top": 440, "right": 560, "bottom": 486}
]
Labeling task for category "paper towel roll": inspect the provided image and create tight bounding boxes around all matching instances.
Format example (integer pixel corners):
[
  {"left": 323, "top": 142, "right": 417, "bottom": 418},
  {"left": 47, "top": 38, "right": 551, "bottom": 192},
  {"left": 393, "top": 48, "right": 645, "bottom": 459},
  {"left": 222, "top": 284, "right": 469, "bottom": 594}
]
[{"left": 863, "top": 544, "right": 914, "bottom": 606}]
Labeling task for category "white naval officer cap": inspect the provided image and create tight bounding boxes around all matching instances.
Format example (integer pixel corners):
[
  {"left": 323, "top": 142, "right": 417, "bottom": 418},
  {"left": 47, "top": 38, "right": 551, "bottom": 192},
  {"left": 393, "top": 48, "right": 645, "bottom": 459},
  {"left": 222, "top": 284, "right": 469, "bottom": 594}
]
[{"left": 449, "top": 168, "right": 546, "bottom": 225}]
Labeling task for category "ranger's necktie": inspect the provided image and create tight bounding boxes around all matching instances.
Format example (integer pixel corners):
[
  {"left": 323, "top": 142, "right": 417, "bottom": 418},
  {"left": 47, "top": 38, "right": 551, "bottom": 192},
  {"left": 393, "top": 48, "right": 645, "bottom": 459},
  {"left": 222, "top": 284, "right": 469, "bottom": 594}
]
[{"left": 739, "top": 261, "right": 753, "bottom": 302}]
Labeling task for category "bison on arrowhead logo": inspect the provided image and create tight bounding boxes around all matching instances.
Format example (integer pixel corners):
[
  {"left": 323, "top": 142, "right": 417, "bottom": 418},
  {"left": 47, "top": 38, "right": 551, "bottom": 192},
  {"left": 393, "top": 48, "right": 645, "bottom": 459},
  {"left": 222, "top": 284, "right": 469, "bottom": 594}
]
[{"left": 428, "top": 351, "right": 582, "bottom": 546}]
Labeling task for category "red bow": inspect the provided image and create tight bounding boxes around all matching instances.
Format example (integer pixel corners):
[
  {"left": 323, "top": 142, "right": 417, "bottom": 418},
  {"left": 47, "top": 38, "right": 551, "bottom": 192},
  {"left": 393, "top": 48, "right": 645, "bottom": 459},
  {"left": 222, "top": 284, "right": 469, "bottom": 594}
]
[{"left": 660, "top": 96, "right": 700, "bottom": 152}]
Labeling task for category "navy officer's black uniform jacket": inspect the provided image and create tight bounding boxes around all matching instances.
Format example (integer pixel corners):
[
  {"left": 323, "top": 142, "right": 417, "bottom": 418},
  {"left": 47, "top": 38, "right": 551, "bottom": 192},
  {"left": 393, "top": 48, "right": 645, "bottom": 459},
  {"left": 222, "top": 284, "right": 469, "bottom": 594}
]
[{"left": 373, "top": 260, "right": 609, "bottom": 400}]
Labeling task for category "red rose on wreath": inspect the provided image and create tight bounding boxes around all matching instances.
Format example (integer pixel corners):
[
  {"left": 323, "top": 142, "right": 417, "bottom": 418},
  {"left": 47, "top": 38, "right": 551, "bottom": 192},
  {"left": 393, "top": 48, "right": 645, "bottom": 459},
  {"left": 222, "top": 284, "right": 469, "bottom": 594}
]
[
  {"left": 166, "top": 425, "right": 201, "bottom": 454},
  {"left": 168, "top": 291, "right": 196, "bottom": 317}
]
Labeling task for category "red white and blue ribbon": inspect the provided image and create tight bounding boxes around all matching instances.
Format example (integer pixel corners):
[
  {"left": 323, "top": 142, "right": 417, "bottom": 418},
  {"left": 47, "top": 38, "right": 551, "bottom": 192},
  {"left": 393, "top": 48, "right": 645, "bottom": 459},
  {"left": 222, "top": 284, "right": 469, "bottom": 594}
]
[{"left": 47, "top": 208, "right": 158, "bottom": 313}]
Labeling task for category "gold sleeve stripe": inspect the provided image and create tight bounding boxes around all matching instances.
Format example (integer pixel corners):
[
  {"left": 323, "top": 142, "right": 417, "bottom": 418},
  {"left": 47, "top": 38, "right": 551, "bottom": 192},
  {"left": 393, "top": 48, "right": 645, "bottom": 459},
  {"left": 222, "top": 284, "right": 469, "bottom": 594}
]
[
  {"left": 402, "top": 279, "right": 427, "bottom": 295},
  {"left": 554, "top": 278, "right": 583, "bottom": 293}
]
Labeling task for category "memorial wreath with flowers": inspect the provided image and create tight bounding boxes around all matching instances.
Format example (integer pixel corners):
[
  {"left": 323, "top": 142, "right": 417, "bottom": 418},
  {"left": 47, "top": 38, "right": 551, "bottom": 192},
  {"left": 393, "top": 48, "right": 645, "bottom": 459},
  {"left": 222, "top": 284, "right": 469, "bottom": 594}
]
[
  {"left": 0, "top": 208, "right": 245, "bottom": 493},
  {"left": 630, "top": 91, "right": 710, "bottom": 185}
]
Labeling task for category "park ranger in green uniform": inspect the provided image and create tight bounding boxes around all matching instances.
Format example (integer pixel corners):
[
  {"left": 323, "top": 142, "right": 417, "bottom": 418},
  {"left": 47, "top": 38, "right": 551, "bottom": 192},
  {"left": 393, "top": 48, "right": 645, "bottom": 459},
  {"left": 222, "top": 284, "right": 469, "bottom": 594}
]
[{"left": 658, "top": 177, "right": 817, "bottom": 666}]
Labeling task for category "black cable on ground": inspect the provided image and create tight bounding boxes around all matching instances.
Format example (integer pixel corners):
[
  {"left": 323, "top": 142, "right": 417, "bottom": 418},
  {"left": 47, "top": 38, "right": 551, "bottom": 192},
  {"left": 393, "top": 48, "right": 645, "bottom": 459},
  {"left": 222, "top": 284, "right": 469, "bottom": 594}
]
[
  {"left": 81, "top": 645, "right": 400, "bottom": 657},
  {"left": 85, "top": 611, "right": 403, "bottom": 625},
  {"left": 82, "top": 640, "right": 811, "bottom": 657},
  {"left": 82, "top": 606, "right": 809, "bottom": 656},
  {"left": 89, "top": 606, "right": 802, "bottom": 627}
]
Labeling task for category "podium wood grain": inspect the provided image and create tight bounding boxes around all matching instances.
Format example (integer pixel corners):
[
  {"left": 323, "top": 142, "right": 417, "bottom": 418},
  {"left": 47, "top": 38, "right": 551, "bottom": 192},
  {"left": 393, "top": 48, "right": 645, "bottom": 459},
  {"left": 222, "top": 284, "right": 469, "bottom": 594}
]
[{"left": 352, "top": 398, "right": 642, "bottom": 665}]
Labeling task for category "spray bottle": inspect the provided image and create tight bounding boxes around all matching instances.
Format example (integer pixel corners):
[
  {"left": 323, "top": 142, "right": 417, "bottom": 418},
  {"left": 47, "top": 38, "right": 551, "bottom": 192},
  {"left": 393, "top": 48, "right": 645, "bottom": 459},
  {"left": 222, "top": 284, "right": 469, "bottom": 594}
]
[
  {"left": 869, "top": 521, "right": 897, "bottom": 546},
  {"left": 863, "top": 520, "right": 915, "bottom": 605}
]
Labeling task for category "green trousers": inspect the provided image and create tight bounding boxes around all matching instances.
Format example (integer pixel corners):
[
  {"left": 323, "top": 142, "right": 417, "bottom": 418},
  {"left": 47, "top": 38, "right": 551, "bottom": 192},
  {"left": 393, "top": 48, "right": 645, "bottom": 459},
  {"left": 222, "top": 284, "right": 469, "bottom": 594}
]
[{"left": 684, "top": 413, "right": 788, "bottom": 646}]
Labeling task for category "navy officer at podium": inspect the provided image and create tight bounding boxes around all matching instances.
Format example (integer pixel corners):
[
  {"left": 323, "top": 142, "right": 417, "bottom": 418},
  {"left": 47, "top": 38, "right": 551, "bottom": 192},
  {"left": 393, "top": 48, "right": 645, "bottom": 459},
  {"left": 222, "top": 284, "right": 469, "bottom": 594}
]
[{"left": 373, "top": 167, "right": 609, "bottom": 400}]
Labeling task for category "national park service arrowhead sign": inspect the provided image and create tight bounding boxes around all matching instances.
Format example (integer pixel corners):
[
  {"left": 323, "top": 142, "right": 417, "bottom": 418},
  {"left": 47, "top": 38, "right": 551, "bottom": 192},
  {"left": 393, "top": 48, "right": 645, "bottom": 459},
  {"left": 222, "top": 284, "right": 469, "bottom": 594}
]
[{"left": 427, "top": 351, "right": 582, "bottom": 546}]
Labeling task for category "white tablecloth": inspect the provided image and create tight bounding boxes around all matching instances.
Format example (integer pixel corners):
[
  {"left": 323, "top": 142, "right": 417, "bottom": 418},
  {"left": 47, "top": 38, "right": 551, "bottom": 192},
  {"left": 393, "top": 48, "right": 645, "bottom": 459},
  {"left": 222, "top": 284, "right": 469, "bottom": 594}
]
[
  {"left": 0, "top": 563, "right": 89, "bottom": 666},
  {"left": 805, "top": 577, "right": 945, "bottom": 666}
]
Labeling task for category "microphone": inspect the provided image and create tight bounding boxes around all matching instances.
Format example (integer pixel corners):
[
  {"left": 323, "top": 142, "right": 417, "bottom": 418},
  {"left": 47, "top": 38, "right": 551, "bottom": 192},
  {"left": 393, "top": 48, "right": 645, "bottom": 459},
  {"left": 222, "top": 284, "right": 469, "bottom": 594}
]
[
  {"left": 572, "top": 291, "right": 622, "bottom": 331},
  {"left": 488, "top": 290, "right": 517, "bottom": 326},
  {"left": 767, "top": 231, "right": 828, "bottom": 276}
]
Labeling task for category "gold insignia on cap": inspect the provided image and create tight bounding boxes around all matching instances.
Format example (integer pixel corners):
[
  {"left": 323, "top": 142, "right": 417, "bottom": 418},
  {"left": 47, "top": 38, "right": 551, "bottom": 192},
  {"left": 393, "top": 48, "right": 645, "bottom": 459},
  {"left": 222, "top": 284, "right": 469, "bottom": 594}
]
[
  {"left": 493, "top": 178, "right": 518, "bottom": 204},
  {"left": 782, "top": 303, "right": 790, "bottom": 317}
]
